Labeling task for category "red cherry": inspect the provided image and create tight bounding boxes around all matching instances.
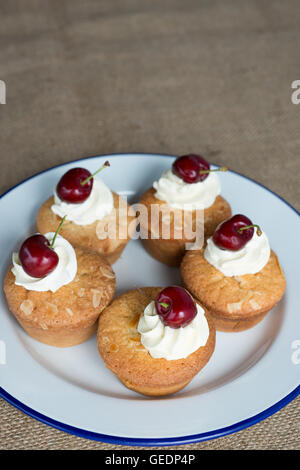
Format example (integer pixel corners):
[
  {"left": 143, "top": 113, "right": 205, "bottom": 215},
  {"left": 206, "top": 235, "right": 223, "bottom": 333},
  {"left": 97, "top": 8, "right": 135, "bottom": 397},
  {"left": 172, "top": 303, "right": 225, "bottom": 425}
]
[
  {"left": 56, "top": 161, "right": 110, "bottom": 204},
  {"left": 155, "top": 286, "right": 197, "bottom": 328},
  {"left": 172, "top": 154, "right": 210, "bottom": 183},
  {"left": 213, "top": 214, "right": 262, "bottom": 251},
  {"left": 56, "top": 168, "right": 93, "bottom": 204},
  {"left": 19, "top": 234, "right": 59, "bottom": 278}
]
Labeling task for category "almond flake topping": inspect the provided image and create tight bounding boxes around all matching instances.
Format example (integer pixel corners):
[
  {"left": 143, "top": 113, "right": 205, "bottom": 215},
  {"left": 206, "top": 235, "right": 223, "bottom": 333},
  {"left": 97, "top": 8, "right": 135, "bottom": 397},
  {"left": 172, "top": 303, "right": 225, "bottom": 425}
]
[
  {"left": 78, "top": 288, "right": 85, "bottom": 297},
  {"left": 91, "top": 289, "right": 103, "bottom": 308},
  {"left": 20, "top": 299, "right": 34, "bottom": 316},
  {"left": 249, "top": 299, "right": 261, "bottom": 310},
  {"left": 227, "top": 301, "right": 243, "bottom": 314},
  {"left": 45, "top": 302, "right": 58, "bottom": 313},
  {"left": 66, "top": 308, "right": 74, "bottom": 316},
  {"left": 100, "top": 266, "right": 115, "bottom": 279}
]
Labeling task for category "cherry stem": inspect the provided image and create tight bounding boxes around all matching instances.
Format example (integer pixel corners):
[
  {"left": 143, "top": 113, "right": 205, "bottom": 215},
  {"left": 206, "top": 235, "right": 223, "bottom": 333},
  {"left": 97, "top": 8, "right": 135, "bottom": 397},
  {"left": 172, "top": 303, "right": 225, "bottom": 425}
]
[
  {"left": 50, "top": 216, "right": 66, "bottom": 248},
  {"left": 80, "top": 161, "right": 110, "bottom": 186},
  {"left": 159, "top": 302, "right": 169, "bottom": 309},
  {"left": 238, "top": 224, "right": 262, "bottom": 236},
  {"left": 199, "top": 166, "right": 228, "bottom": 175}
]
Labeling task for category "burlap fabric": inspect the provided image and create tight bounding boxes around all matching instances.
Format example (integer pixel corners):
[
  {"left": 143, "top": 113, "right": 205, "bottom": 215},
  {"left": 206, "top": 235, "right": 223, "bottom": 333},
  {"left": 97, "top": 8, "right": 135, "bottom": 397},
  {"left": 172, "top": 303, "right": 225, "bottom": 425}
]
[{"left": 0, "top": 0, "right": 299, "bottom": 450}]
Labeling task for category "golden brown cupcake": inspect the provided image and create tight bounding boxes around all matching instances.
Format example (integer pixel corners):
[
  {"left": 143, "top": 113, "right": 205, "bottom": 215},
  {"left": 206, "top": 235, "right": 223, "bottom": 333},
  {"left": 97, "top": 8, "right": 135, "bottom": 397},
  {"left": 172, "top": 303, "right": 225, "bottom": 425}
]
[
  {"left": 4, "top": 230, "right": 116, "bottom": 347},
  {"left": 36, "top": 163, "right": 136, "bottom": 264},
  {"left": 181, "top": 214, "right": 286, "bottom": 332},
  {"left": 97, "top": 286, "right": 215, "bottom": 396},
  {"left": 138, "top": 154, "right": 231, "bottom": 266}
]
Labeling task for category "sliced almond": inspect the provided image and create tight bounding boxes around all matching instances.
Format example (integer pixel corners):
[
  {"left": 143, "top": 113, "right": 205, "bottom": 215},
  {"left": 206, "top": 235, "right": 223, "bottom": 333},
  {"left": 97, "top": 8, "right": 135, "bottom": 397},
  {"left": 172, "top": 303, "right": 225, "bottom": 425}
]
[
  {"left": 66, "top": 308, "right": 74, "bottom": 316},
  {"left": 209, "top": 273, "right": 223, "bottom": 283},
  {"left": 249, "top": 299, "right": 261, "bottom": 310},
  {"left": 78, "top": 288, "right": 85, "bottom": 298},
  {"left": 234, "top": 276, "right": 247, "bottom": 288},
  {"left": 20, "top": 299, "right": 34, "bottom": 316},
  {"left": 227, "top": 301, "right": 243, "bottom": 314},
  {"left": 91, "top": 289, "right": 103, "bottom": 308},
  {"left": 45, "top": 302, "right": 58, "bottom": 313},
  {"left": 100, "top": 266, "right": 115, "bottom": 279}
]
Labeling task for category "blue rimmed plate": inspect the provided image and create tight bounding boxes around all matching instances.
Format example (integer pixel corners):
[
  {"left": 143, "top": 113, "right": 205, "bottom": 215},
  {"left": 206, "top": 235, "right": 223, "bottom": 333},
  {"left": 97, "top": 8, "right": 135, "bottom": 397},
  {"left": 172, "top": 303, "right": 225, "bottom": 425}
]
[{"left": 0, "top": 153, "right": 299, "bottom": 446}]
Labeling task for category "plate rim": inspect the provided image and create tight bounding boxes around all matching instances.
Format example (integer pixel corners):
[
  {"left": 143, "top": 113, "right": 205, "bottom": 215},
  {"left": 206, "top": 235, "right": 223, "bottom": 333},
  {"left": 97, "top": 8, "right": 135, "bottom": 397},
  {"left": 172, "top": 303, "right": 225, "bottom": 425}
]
[
  {"left": 0, "top": 152, "right": 299, "bottom": 446},
  {"left": 1, "top": 384, "right": 299, "bottom": 446}
]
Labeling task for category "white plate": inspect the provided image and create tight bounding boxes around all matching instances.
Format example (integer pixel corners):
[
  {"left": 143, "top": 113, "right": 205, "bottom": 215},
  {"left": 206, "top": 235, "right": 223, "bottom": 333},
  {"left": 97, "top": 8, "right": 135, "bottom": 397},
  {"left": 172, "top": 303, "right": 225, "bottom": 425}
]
[{"left": 0, "top": 153, "right": 299, "bottom": 446}]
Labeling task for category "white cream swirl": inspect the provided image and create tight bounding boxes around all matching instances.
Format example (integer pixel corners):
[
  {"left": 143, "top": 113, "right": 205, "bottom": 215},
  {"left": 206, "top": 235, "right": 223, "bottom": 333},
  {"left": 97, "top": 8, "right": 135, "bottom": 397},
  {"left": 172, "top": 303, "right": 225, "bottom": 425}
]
[
  {"left": 51, "top": 178, "right": 114, "bottom": 226},
  {"left": 12, "top": 233, "right": 77, "bottom": 292},
  {"left": 153, "top": 168, "right": 221, "bottom": 210},
  {"left": 138, "top": 301, "right": 209, "bottom": 360},
  {"left": 204, "top": 229, "right": 271, "bottom": 277}
]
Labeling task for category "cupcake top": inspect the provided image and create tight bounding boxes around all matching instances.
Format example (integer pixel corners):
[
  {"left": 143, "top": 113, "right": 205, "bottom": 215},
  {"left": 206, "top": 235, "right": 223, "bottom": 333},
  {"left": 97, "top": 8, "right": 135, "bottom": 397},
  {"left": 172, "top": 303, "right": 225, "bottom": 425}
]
[
  {"left": 204, "top": 229, "right": 270, "bottom": 277},
  {"left": 203, "top": 214, "right": 271, "bottom": 277},
  {"left": 152, "top": 154, "right": 227, "bottom": 211},
  {"left": 153, "top": 169, "right": 221, "bottom": 211},
  {"left": 138, "top": 299, "right": 209, "bottom": 360},
  {"left": 50, "top": 162, "right": 113, "bottom": 226},
  {"left": 181, "top": 247, "right": 286, "bottom": 321},
  {"left": 12, "top": 233, "right": 77, "bottom": 292},
  {"left": 5, "top": 245, "right": 116, "bottom": 328},
  {"left": 52, "top": 177, "right": 113, "bottom": 226}
]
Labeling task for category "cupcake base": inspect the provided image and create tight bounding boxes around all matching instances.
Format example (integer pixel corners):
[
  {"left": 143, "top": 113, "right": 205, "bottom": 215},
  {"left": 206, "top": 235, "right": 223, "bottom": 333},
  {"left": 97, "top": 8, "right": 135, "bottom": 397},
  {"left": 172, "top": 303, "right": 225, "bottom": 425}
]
[
  {"left": 119, "top": 377, "right": 191, "bottom": 397},
  {"left": 141, "top": 237, "right": 186, "bottom": 267},
  {"left": 180, "top": 248, "right": 286, "bottom": 332},
  {"left": 16, "top": 317, "right": 98, "bottom": 347},
  {"left": 4, "top": 246, "right": 116, "bottom": 347},
  {"left": 209, "top": 309, "right": 270, "bottom": 332},
  {"left": 97, "top": 287, "right": 215, "bottom": 397}
]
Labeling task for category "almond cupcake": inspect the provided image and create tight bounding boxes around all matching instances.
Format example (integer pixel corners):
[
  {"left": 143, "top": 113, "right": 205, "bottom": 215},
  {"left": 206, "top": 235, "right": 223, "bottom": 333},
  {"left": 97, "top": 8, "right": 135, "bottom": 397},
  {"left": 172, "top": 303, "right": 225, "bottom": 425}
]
[
  {"left": 97, "top": 286, "right": 215, "bottom": 396},
  {"left": 181, "top": 214, "right": 286, "bottom": 332},
  {"left": 138, "top": 154, "right": 231, "bottom": 266},
  {"left": 36, "top": 161, "right": 136, "bottom": 264},
  {"left": 4, "top": 224, "right": 116, "bottom": 347}
]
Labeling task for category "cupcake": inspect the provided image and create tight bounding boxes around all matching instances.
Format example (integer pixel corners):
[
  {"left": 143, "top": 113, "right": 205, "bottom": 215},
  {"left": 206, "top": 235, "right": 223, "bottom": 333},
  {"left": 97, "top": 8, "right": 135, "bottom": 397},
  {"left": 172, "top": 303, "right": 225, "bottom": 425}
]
[
  {"left": 4, "top": 221, "right": 116, "bottom": 347},
  {"left": 138, "top": 154, "right": 231, "bottom": 266},
  {"left": 36, "top": 161, "right": 136, "bottom": 264},
  {"left": 181, "top": 214, "right": 286, "bottom": 332},
  {"left": 97, "top": 286, "right": 215, "bottom": 396}
]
